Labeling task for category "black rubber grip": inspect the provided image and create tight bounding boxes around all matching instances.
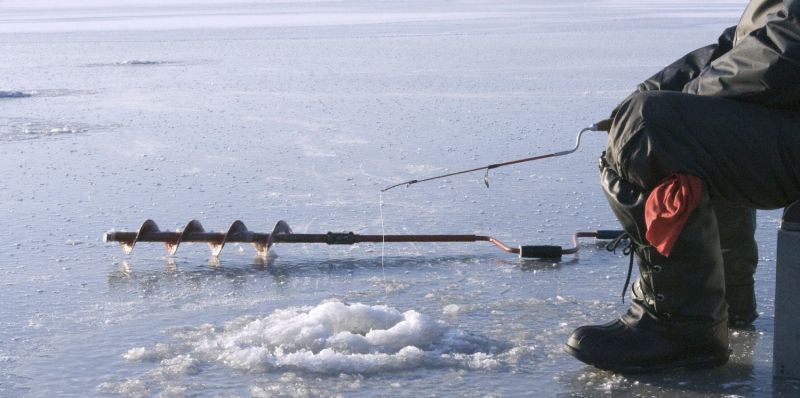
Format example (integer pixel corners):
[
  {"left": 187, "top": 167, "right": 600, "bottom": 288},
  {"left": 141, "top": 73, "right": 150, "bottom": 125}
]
[
  {"left": 519, "top": 245, "right": 563, "bottom": 259},
  {"left": 595, "top": 230, "right": 625, "bottom": 240}
]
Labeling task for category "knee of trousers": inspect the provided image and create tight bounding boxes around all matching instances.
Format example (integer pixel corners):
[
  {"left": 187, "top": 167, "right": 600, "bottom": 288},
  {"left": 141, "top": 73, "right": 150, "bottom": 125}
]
[{"left": 606, "top": 91, "right": 703, "bottom": 190}]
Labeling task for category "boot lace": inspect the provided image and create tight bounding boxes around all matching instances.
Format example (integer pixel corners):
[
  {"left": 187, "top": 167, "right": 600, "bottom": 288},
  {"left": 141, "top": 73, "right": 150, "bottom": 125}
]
[{"left": 606, "top": 233, "right": 635, "bottom": 303}]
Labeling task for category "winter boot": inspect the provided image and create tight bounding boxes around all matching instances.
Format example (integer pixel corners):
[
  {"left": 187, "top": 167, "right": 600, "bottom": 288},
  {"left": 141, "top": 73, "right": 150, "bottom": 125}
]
[
  {"left": 715, "top": 203, "right": 759, "bottom": 327},
  {"left": 564, "top": 166, "right": 729, "bottom": 373}
]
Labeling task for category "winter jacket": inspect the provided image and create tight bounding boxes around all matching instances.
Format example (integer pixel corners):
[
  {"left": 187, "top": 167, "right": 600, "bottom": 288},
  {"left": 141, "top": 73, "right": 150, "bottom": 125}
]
[{"left": 635, "top": 0, "right": 800, "bottom": 111}]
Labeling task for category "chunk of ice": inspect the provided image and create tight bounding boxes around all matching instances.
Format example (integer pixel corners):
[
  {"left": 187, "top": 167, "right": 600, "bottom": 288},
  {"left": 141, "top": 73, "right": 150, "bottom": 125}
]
[{"left": 126, "top": 300, "right": 512, "bottom": 375}]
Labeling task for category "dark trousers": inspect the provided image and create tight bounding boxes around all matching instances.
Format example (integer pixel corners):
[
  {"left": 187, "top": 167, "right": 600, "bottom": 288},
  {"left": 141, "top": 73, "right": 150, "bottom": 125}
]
[
  {"left": 606, "top": 91, "right": 800, "bottom": 209},
  {"left": 605, "top": 91, "right": 800, "bottom": 312}
]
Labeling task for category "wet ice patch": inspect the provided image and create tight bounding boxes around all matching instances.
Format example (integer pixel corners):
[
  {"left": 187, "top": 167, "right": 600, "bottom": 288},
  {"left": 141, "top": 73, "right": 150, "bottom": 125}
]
[
  {"left": 367, "top": 276, "right": 409, "bottom": 293},
  {"left": 124, "top": 300, "right": 517, "bottom": 376},
  {"left": 251, "top": 373, "right": 363, "bottom": 398},
  {"left": 0, "top": 117, "right": 93, "bottom": 142},
  {"left": 123, "top": 343, "right": 174, "bottom": 362},
  {"left": 96, "top": 379, "right": 149, "bottom": 397},
  {"left": 443, "top": 304, "right": 461, "bottom": 315},
  {"left": 157, "top": 355, "right": 201, "bottom": 376},
  {"left": 575, "top": 371, "right": 629, "bottom": 393},
  {"left": 403, "top": 164, "right": 445, "bottom": 174}
]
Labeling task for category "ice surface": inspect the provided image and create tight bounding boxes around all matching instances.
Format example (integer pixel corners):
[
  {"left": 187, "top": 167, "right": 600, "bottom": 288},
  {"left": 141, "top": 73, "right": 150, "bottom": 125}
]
[
  {"left": 1, "top": 0, "right": 512, "bottom": 34},
  {"left": 1, "top": 0, "right": 795, "bottom": 397}
]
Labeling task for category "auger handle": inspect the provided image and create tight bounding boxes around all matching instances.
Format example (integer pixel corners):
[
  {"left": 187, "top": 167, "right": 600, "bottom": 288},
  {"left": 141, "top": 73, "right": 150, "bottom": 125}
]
[
  {"left": 595, "top": 230, "right": 625, "bottom": 240},
  {"left": 516, "top": 230, "right": 625, "bottom": 259},
  {"left": 519, "top": 245, "right": 563, "bottom": 259}
]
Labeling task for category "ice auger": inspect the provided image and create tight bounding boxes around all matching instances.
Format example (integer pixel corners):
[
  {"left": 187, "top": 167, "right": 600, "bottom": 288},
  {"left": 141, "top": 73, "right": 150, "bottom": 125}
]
[{"left": 103, "top": 219, "right": 623, "bottom": 259}]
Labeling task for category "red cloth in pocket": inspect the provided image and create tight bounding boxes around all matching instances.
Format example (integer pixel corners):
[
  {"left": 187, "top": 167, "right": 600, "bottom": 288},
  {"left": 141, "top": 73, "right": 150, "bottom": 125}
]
[{"left": 644, "top": 174, "right": 703, "bottom": 256}]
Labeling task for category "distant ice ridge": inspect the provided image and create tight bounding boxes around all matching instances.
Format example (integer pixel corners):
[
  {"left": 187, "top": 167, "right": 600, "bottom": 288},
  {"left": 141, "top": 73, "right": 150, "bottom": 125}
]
[
  {"left": 124, "top": 300, "right": 526, "bottom": 375},
  {"left": 115, "top": 60, "right": 162, "bottom": 66},
  {"left": 24, "top": 126, "right": 80, "bottom": 136},
  {"left": 0, "top": 91, "right": 32, "bottom": 98},
  {"left": 84, "top": 60, "right": 172, "bottom": 67}
]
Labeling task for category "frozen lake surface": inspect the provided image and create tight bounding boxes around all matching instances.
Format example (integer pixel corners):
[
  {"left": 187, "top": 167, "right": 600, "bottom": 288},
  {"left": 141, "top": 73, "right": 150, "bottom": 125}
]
[{"left": 1, "top": 0, "right": 797, "bottom": 396}]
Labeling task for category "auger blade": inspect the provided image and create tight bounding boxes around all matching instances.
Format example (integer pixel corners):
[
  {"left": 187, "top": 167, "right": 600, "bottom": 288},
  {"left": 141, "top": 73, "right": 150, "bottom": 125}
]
[
  {"left": 166, "top": 220, "right": 205, "bottom": 256},
  {"left": 267, "top": 220, "right": 292, "bottom": 251},
  {"left": 211, "top": 220, "right": 250, "bottom": 257},
  {"left": 119, "top": 219, "right": 160, "bottom": 255}
]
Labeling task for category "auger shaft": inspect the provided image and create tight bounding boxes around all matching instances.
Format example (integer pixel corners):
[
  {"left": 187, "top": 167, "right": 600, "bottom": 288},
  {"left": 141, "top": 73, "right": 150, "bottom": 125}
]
[
  {"left": 103, "top": 219, "right": 623, "bottom": 259},
  {"left": 104, "top": 230, "right": 259, "bottom": 243},
  {"left": 104, "top": 231, "right": 497, "bottom": 246}
]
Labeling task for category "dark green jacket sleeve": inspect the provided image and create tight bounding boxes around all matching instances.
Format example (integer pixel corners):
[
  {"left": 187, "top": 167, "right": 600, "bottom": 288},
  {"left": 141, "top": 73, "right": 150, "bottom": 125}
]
[
  {"left": 609, "top": 26, "right": 735, "bottom": 118},
  {"left": 683, "top": 1, "right": 800, "bottom": 110},
  {"left": 637, "top": 26, "right": 736, "bottom": 92}
]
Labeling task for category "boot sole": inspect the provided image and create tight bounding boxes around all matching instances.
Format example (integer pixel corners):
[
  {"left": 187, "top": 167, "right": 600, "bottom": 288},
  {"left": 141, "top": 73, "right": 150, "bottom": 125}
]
[{"left": 563, "top": 343, "right": 728, "bottom": 374}]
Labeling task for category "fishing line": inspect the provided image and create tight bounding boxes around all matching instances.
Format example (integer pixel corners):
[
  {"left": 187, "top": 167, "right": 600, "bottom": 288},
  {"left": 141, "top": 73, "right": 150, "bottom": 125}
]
[{"left": 379, "top": 191, "right": 389, "bottom": 301}]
